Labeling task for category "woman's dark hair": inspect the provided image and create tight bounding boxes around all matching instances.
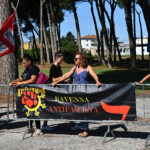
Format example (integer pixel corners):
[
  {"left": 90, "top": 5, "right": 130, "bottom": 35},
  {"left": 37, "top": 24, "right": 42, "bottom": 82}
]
[
  {"left": 55, "top": 52, "right": 64, "bottom": 59},
  {"left": 22, "top": 54, "right": 32, "bottom": 62}
]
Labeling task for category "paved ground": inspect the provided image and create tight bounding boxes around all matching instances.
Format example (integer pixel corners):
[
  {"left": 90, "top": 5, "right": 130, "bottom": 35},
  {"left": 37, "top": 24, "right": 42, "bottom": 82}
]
[
  {"left": 0, "top": 121, "right": 150, "bottom": 150},
  {"left": 0, "top": 120, "right": 150, "bottom": 150},
  {"left": 0, "top": 93, "right": 150, "bottom": 150}
]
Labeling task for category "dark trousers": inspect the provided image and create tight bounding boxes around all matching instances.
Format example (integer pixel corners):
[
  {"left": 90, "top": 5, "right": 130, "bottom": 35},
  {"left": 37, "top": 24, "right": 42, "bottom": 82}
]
[{"left": 28, "top": 120, "right": 40, "bottom": 129}]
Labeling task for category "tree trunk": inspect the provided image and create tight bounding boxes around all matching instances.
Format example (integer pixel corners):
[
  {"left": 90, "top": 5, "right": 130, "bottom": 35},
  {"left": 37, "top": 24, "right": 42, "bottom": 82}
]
[
  {"left": 113, "top": 42, "right": 116, "bottom": 62},
  {"left": 45, "top": 2, "right": 55, "bottom": 61},
  {"left": 138, "top": 0, "right": 150, "bottom": 43},
  {"left": 11, "top": 2, "right": 24, "bottom": 58},
  {"left": 133, "top": 0, "right": 136, "bottom": 61},
  {"left": 43, "top": 23, "right": 50, "bottom": 64},
  {"left": 40, "top": 0, "right": 44, "bottom": 65},
  {"left": 31, "top": 29, "right": 39, "bottom": 60},
  {"left": 89, "top": 0, "right": 101, "bottom": 63},
  {"left": 28, "top": 20, "right": 40, "bottom": 37},
  {"left": 96, "top": 0, "right": 112, "bottom": 68},
  {"left": 136, "top": 10, "right": 144, "bottom": 61},
  {"left": 111, "top": 20, "right": 122, "bottom": 62},
  {"left": 100, "top": 29, "right": 105, "bottom": 65},
  {"left": 72, "top": 0, "right": 82, "bottom": 52},
  {"left": 110, "top": 4, "right": 116, "bottom": 62},
  {"left": 109, "top": 21, "right": 113, "bottom": 63},
  {"left": 0, "top": 0, "right": 17, "bottom": 94},
  {"left": 31, "top": 40, "right": 36, "bottom": 62},
  {"left": 95, "top": 1, "right": 105, "bottom": 65},
  {"left": 103, "top": 0, "right": 122, "bottom": 62},
  {"left": 14, "top": 38, "right": 19, "bottom": 79},
  {"left": 113, "top": 32, "right": 121, "bottom": 61},
  {"left": 56, "top": 0, "right": 61, "bottom": 51},
  {"left": 52, "top": 23, "right": 58, "bottom": 53},
  {"left": 49, "top": 0, "right": 58, "bottom": 53},
  {"left": 124, "top": 1, "right": 136, "bottom": 69},
  {"left": 56, "top": 22, "right": 61, "bottom": 51}
]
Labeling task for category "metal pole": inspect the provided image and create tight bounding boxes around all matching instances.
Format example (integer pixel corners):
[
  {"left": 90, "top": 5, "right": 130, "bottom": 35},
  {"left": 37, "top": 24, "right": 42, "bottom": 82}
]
[
  {"left": 143, "top": 85, "right": 146, "bottom": 122},
  {"left": 102, "top": 124, "right": 115, "bottom": 145},
  {"left": 7, "top": 86, "right": 10, "bottom": 120},
  {"left": 148, "top": 52, "right": 150, "bottom": 69},
  {"left": 12, "top": 87, "right": 15, "bottom": 119}
]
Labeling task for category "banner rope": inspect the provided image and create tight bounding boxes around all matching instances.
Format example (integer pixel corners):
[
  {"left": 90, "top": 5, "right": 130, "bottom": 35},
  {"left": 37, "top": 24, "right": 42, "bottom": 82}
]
[
  {"left": 11, "top": 0, "right": 20, "bottom": 11},
  {"left": 15, "top": 0, "right": 20, "bottom": 10}
]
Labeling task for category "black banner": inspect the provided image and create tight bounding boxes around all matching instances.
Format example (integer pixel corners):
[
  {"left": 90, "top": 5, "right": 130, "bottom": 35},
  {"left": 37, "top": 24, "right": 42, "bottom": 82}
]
[{"left": 16, "top": 83, "right": 136, "bottom": 121}]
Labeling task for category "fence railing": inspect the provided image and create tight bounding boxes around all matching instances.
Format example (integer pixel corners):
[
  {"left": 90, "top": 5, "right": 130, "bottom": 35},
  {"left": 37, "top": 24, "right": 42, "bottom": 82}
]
[
  {"left": 0, "top": 84, "right": 11, "bottom": 121},
  {"left": 0, "top": 83, "right": 150, "bottom": 146}
]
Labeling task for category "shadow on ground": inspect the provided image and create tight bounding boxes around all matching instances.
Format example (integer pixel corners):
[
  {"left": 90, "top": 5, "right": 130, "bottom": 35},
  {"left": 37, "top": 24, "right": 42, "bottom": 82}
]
[
  {"left": 42, "top": 122, "right": 150, "bottom": 140},
  {"left": 0, "top": 120, "right": 27, "bottom": 130},
  {"left": 0, "top": 120, "right": 149, "bottom": 143}
]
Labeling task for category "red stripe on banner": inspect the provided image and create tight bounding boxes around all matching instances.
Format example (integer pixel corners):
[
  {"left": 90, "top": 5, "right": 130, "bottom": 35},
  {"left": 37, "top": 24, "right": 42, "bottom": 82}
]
[{"left": 101, "top": 101, "right": 130, "bottom": 121}]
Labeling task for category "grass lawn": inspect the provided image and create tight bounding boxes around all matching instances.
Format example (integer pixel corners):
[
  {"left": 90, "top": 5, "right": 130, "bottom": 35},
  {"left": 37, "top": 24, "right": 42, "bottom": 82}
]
[
  {"left": 19, "top": 64, "right": 150, "bottom": 83},
  {"left": 18, "top": 64, "right": 150, "bottom": 93}
]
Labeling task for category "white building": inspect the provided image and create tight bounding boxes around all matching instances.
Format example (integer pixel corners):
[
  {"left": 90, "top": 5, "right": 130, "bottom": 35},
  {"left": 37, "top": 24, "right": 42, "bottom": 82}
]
[
  {"left": 119, "top": 37, "right": 149, "bottom": 55},
  {"left": 81, "top": 35, "right": 98, "bottom": 51},
  {"left": 119, "top": 43, "right": 130, "bottom": 55},
  {"left": 81, "top": 35, "right": 150, "bottom": 56},
  {"left": 136, "top": 37, "right": 149, "bottom": 55}
]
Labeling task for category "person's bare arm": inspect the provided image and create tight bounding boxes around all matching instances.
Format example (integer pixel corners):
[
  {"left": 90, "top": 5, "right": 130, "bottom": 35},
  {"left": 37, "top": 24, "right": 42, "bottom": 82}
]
[
  {"left": 52, "top": 77, "right": 70, "bottom": 83},
  {"left": 87, "top": 65, "right": 101, "bottom": 87},
  {"left": 9, "top": 77, "right": 23, "bottom": 87},
  {"left": 51, "top": 66, "right": 76, "bottom": 86},
  {"left": 52, "top": 77, "right": 62, "bottom": 82},
  {"left": 15, "top": 75, "right": 37, "bottom": 86},
  {"left": 135, "top": 74, "right": 150, "bottom": 84}
]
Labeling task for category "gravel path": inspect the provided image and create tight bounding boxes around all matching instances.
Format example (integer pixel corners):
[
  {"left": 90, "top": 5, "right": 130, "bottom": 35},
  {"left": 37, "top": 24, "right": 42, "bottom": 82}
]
[{"left": 0, "top": 120, "right": 149, "bottom": 150}]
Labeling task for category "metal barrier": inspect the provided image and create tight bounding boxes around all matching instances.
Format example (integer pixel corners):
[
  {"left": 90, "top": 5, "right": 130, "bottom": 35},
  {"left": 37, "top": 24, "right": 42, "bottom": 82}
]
[
  {"left": 0, "top": 84, "right": 11, "bottom": 121},
  {"left": 134, "top": 83, "right": 150, "bottom": 147},
  {"left": 1, "top": 83, "right": 150, "bottom": 147}
]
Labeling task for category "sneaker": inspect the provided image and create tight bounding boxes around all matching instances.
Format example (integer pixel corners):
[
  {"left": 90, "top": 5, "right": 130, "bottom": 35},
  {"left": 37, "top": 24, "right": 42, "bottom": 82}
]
[
  {"left": 27, "top": 128, "right": 35, "bottom": 133},
  {"left": 33, "top": 129, "right": 42, "bottom": 136},
  {"left": 42, "top": 126, "right": 53, "bottom": 132}
]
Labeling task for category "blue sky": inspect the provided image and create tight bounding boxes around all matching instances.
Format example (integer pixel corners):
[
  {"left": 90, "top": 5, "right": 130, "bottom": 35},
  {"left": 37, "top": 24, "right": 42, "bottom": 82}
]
[
  {"left": 23, "top": 2, "right": 147, "bottom": 43},
  {"left": 60, "top": 1, "right": 147, "bottom": 43}
]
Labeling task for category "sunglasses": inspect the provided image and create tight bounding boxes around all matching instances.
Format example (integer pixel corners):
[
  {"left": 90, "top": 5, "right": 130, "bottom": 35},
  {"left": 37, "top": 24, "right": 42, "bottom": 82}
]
[{"left": 74, "top": 58, "right": 80, "bottom": 61}]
